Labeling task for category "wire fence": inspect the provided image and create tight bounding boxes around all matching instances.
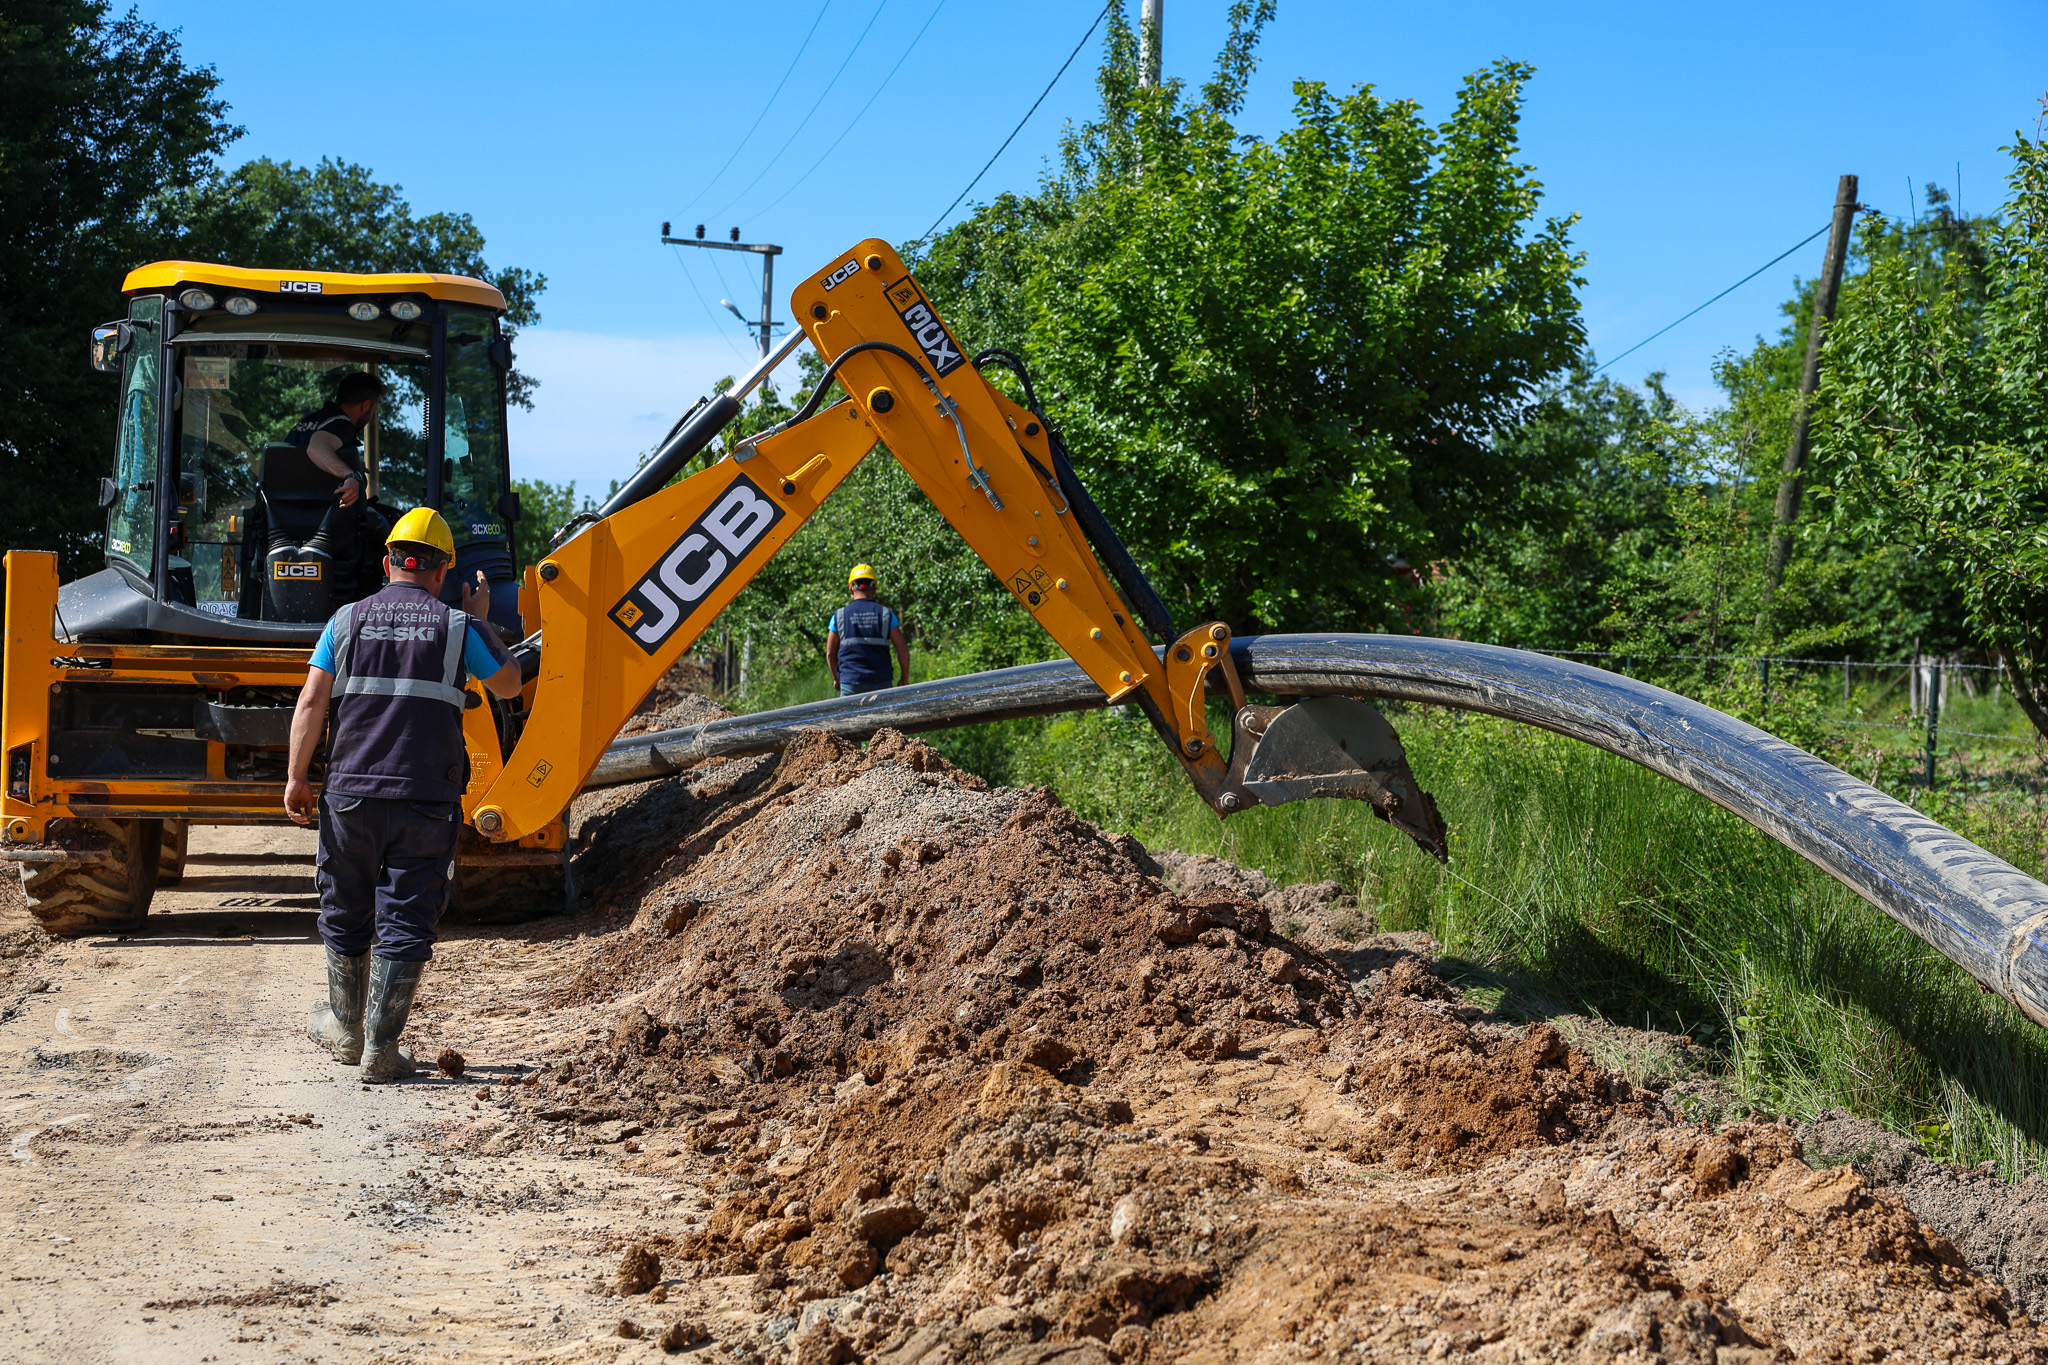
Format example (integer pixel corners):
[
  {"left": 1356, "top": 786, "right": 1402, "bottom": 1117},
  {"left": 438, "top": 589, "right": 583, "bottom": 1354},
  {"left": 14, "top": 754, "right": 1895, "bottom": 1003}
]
[{"left": 1507, "top": 647, "right": 2044, "bottom": 769}]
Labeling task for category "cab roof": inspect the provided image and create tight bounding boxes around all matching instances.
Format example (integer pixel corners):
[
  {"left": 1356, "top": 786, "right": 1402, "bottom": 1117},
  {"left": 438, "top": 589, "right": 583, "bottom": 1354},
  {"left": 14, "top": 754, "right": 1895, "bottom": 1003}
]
[{"left": 122, "top": 261, "right": 506, "bottom": 311}]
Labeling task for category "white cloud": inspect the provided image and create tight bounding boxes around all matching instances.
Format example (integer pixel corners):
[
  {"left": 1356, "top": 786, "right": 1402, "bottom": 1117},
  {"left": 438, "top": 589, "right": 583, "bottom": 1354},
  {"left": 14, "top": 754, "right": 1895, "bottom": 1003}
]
[{"left": 505, "top": 328, "right": 764, "bottom": 490}]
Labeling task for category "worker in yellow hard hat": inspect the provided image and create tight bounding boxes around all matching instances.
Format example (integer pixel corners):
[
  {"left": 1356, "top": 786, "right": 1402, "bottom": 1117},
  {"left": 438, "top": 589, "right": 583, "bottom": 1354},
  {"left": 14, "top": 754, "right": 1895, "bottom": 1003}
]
[
  {"left": 827, "top": 562, "right": 909, "bottom": 696},
  {"left": 284, "top": 506, "right": 524, "bottom": 1083}
]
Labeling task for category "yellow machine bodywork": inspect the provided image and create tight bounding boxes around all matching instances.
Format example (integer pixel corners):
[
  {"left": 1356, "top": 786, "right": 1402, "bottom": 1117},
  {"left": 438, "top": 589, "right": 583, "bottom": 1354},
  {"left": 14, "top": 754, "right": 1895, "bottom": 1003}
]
[
  {"left": 2, "top": 238, "right": 1297, "bottom": 907},
  {"left": 463, "top": 241, "right": 1244, "bottom": 842},
  {"left": 121, "top": 261, "right": 507, "bottom": 310}
]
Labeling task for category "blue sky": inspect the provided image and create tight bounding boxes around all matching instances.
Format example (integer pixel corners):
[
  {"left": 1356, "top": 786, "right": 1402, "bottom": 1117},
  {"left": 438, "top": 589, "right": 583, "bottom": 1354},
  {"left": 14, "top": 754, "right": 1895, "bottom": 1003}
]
[{"left": 135, "top": 1, "right": 2047, "bottom": 488}]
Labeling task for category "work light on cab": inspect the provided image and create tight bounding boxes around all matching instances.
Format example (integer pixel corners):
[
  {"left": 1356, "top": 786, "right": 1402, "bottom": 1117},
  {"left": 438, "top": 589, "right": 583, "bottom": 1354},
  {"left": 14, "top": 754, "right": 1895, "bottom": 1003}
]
[
  {"left": 347, "top": 301, "right": 381, "bottom": 322},
  {"left": 178, "top": 288, "right": 215, "bottom": 311}
]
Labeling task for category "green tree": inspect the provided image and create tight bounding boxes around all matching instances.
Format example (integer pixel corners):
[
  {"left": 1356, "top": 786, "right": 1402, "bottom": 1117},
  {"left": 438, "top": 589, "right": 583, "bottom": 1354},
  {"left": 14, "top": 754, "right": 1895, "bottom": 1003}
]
[
  {"left": 1427, "top": 364, "right": 1675, "bottom": 649},
  {"left": 918, "top": 8, "right": 1584, "bottom": 632},
  {"left": 1816, "top": 113, "right": 2048, "bottom": 736},
  {"left": 156, "top": 156, "right": 548, "bottom": 406},
  {"left": 1, "top": 0, "right": 239, "bottom": 573}
]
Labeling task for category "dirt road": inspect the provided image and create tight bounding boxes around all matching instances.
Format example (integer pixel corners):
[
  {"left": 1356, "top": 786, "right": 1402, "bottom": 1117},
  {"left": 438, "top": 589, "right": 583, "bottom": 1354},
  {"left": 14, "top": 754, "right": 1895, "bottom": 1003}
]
[{"left": 0, "top": 824, "right": 728, "bottom": 1363}]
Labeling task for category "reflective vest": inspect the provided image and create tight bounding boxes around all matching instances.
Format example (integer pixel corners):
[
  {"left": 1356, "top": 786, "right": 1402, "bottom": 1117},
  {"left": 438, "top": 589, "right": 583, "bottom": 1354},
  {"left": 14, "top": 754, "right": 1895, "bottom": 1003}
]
[
  {"left": 834, "top": 598, "right": 895, "bottom": 694},
  {"left": 323, "top": 583, "right": 471, "bottom": 802}
]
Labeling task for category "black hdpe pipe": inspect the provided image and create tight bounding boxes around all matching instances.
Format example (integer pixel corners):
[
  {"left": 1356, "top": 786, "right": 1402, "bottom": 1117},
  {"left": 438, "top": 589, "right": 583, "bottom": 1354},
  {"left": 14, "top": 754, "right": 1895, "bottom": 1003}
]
[{"left": 591, "top": 632, "right": 2048, "bottom": 1029}]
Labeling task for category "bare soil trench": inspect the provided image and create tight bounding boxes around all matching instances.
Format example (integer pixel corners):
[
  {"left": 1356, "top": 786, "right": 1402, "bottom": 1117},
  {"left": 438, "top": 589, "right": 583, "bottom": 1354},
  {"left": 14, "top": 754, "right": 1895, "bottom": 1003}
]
[{"left": 4, "top": 718, "right": 2048, "bottom": 1363}]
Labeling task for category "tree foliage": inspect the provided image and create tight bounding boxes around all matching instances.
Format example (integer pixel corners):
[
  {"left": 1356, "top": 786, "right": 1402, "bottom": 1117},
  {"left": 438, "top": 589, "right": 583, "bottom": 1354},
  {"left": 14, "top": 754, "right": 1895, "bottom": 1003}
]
[
  {"left": 1816, "top": 115, "right": 2048, "bottom": 734},
  {"left": 916, "top": 10, "right": 1584, "bottom": 632},
  {"left": 1, "top": 0, "right": 238, "bottom": 572},
  {"left": 155, "top": 157, "right": 548, "bottom": 406}
]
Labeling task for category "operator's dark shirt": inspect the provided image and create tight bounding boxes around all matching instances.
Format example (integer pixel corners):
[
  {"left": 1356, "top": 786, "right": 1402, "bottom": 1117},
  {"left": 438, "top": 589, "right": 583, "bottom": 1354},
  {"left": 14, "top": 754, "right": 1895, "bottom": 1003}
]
[{"left": 286, "top": 402, "right": 363, "bottom": 474}]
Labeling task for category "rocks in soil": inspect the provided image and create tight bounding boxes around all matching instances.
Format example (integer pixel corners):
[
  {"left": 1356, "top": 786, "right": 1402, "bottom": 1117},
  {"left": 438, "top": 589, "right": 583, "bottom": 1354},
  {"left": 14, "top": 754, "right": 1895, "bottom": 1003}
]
[
  {"left": 435, "top": 1048, "right": 465, "bottom": 1078},
  {"left": 615, "top": 1242, "right": 662, "bottom": 1295},
  {"left": 658, "top": 1317, "right": 707, "bottom": 1352},
  {"left": 478, "top": 726, "right": 2048, "bottom": 1362}
]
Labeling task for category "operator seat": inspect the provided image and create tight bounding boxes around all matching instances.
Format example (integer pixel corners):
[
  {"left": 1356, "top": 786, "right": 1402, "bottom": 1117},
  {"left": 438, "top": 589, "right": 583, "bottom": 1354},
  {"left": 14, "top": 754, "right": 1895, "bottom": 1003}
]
[{"left": 256, "top": 442, "right": 356, "bottom": 621}]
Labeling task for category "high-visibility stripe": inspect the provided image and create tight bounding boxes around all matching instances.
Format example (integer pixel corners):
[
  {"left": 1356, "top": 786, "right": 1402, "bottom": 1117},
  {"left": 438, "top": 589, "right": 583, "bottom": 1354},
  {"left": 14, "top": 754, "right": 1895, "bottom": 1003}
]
[
  {"left": 442, "top": 611, "right": 470, "bottom": 689},
  {"left": 330, "top": 601, "right": 358, "bottom": 685},
  {"left": 338, "top": 676, "right": 467, "bottom": 707}
]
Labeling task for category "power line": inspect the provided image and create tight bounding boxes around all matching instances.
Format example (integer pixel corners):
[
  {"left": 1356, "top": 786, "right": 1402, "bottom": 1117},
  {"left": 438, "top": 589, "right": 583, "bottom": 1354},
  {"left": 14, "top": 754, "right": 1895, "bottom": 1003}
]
[
  {"left": 1593, "top": 222, "right": 1833, "bottom": 375},
  {"left": 743, "top": 0, "right": 949, "bottom": 221},
  {"left": 669, "top": 246, "right": 749, "bottom": 360},
  {"left": 706, "top": 0, "right": 890, "bottom": 222},
  {"left": 676, "top": 0, "right": 833, "bottom": 219},
  {"left": 919, "top": 1, "right": 1110, "bottom": 243}
]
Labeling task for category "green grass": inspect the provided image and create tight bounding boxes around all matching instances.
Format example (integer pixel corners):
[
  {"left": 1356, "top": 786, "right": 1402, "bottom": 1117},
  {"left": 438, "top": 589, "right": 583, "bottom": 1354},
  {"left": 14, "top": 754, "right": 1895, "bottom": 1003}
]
[{"left": 723, "top": 644, "right": 2048, "bottom": 1177}]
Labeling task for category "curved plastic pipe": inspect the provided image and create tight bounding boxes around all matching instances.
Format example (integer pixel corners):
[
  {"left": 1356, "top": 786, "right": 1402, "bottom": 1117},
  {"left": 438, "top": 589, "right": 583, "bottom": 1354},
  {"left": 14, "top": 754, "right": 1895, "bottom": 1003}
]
[{"left": 592, "top": 633, "right": 2048, "bottom": 1026}]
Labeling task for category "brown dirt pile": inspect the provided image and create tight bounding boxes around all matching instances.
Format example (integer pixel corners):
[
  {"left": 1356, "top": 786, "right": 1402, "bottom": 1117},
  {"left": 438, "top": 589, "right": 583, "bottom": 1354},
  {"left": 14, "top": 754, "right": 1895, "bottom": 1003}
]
[{"left": 441, "top": 728, "right": 2045, "bottom": 1363}]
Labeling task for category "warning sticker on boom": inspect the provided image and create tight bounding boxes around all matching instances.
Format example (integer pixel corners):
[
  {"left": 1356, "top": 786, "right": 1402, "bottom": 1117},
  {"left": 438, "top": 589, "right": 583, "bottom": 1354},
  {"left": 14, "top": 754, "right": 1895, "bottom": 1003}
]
[
  {"left": 886, "top": 277, "right": 965, "bottom": 377},
  {"left": 1009, "top": 565, "right": 1053, "bottom": 611}
]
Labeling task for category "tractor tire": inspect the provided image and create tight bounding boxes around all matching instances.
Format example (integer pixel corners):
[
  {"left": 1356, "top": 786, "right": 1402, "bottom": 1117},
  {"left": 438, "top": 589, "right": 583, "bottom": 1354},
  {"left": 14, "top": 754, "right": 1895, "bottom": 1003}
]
[
  {"left": 158, "top": 819, "right": 188, "bottom": 886},
  {"left": 446, "top": 848, "right": 573, "bottom": 927},
  {"left": 18, "top": 817, "right": 164, "bottom": 937}
]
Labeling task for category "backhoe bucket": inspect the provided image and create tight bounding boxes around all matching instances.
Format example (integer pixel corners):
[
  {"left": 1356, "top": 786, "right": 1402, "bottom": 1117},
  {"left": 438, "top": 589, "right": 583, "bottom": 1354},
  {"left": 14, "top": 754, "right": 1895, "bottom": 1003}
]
[{"left": 1239, "top": 696, "right": 1449, "bottom": 861}]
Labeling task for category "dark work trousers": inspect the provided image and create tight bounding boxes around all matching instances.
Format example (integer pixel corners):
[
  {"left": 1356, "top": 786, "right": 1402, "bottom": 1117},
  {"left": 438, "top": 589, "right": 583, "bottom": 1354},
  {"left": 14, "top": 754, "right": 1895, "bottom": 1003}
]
[{"left": 315, "top": 793, "right": 461, "bottom": 962}]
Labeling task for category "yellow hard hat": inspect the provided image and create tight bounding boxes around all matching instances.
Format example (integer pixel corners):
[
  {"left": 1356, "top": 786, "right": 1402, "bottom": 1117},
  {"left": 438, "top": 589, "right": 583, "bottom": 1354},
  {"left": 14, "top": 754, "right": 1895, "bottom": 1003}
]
[
  {"left": 386, "top": 507, "right": 456, "bottom": 558},
  {"left": 847, "top": 562, "right": 877, "bottom": 589}
]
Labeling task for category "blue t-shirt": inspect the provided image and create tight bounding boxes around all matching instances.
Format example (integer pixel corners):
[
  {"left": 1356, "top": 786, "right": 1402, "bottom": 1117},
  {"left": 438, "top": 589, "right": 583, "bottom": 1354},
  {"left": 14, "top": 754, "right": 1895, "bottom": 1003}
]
[
  {"left": 310, "top": 614, "right": 509, "bottom": 681},
  {"left": 827, "top": 607, "right": 899, "bottom": 636}
]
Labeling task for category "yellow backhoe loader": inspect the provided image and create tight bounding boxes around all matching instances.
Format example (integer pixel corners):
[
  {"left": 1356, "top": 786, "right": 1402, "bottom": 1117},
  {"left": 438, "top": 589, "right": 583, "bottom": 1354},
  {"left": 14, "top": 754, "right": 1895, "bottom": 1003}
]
[{"left": 0, "top": 240, "right": 1444, "bottom": 937}]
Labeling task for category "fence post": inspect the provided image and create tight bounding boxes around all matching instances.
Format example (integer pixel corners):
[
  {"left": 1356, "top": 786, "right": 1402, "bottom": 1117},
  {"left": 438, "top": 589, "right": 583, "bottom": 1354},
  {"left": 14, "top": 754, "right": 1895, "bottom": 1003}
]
[
  {"left": 1844, "top": 660, "right": 1851, "bottom": 703},
  {"left": 1925, "top": 663, "right": 1942, "bottom": 790}
]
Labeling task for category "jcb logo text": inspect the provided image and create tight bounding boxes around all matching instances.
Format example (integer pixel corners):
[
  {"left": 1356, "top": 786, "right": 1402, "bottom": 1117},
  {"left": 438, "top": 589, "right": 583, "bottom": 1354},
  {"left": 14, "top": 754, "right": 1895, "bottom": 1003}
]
[{"left": 609, "top": 476, "right": 784, "bottom": 654}]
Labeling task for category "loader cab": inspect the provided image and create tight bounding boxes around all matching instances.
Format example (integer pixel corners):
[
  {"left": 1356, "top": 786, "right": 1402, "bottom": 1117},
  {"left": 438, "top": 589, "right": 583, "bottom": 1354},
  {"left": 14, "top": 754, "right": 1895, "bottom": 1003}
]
[{"left": 77, "top": 262, "right": 524, "bottom": 643}]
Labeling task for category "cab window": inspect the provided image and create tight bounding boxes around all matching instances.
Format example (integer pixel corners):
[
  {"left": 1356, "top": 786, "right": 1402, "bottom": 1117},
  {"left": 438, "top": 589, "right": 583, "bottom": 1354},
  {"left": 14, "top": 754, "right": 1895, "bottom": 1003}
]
[
  {"left": 106, "top": 295, "right": 163, "bottom": 579},
  {"left": 442, "top": 310, "right": 510, "bottom": 549}
]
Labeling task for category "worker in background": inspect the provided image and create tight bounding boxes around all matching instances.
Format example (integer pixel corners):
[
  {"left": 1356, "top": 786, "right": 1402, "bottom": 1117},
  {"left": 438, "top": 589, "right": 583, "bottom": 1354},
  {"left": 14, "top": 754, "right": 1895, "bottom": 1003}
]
[
  {"left": 827, "top": 563, "right": 910, "bottom": 696},
  {"left": 284, "top": 508, "right": 523, "bottom": 1084}
]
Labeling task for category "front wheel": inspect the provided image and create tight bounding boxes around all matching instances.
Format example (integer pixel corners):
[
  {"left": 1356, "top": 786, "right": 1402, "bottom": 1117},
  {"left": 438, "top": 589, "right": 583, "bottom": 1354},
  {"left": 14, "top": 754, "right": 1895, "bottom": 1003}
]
[{"left": 18, "top": 817, "right": 163, "bottom": 937}]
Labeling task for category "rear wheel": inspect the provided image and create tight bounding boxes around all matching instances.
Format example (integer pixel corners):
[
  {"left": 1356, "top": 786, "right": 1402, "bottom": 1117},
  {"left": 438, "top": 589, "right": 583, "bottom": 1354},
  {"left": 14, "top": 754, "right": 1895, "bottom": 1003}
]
[
  {"left": 19, "top": 817, "right": 163, "bottom": 937},
  {"left": 446, "top": 848, "right": 573, "bottom": 926},
  {"left": 157, "top": 819, "right": 188, "bottom": 886}
]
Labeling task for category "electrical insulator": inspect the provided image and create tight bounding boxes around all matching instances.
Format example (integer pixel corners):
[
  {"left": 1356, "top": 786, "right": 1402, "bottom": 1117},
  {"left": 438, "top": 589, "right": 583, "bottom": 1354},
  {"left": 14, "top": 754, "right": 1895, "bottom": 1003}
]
[
  {"left": 695, "top": 224, "right": 705, "bottom": 239},
  {"left": 661, "top": 221, "right": 670, "bottom": 237},
  {"left": 730, "top": 226, "right": 740, "bottom": 242}
]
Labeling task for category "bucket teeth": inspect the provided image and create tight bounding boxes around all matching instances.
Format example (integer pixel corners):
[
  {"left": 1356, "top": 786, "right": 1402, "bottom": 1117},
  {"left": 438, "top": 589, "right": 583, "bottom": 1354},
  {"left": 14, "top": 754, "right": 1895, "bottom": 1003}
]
[{"left": 1239, "top": 696, "right": 1449, "bottom": 861}]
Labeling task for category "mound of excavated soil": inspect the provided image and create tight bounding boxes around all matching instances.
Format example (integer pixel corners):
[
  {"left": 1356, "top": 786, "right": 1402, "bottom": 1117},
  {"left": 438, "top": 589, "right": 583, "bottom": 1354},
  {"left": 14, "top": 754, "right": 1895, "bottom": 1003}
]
[{"left": 429, "top": 728, "right": 2048, "bottom": 1363}]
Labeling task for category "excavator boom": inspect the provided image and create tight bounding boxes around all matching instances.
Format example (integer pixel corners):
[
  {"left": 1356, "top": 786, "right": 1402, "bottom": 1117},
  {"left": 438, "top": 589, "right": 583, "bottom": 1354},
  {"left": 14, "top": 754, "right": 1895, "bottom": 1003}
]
[{"left": 467, "top": 240, "right": 1444, "bottom": 852}]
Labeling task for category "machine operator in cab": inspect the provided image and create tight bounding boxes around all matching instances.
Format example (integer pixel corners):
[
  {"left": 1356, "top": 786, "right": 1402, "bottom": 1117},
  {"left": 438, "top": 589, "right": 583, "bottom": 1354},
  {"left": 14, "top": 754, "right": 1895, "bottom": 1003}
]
[
  {"left": 827, "top": 563, "right": 910, "bottom": 697},
  {"left": 288, "top": 370, "right": 382, "bottom": 509},
  {"left": 284, "top": 509, "right": 524, "bottom": 1083}
]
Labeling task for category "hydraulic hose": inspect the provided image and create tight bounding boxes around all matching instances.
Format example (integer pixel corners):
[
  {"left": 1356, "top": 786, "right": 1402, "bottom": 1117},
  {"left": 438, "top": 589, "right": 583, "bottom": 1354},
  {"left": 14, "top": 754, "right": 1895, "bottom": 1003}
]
[
  {"left": 970, "top": 350, "right": 1176, "bottom": 644},
  {"left": 591, "top": 632, "right": 2048, "bottom": 1029}
]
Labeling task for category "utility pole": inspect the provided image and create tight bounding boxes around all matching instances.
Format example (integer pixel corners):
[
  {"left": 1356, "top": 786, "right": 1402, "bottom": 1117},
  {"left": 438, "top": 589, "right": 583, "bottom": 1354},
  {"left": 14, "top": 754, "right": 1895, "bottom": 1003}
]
[
  {"left": 1139, "top": 0, "right": 1162, "bottom": 88},
  {"left": 1764, "top": 175, "right": 1860, "bottom": 592},
  {"left": 659, "top": 222, "right": 784, "bottom": 362}
]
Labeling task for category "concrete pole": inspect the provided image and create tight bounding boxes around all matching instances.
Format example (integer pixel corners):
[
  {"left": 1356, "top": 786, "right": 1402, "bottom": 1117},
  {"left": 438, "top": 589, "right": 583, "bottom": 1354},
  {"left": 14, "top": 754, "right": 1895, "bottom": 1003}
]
[
  {"left": 758, "top": 252, "right": 774, "bottom": 360},
  {"left": 1764, "top": 174, "right": 1860, "bottom": 592},
  {"left": 1139, "top": 0, "right": 1162, "bottom": 87}
]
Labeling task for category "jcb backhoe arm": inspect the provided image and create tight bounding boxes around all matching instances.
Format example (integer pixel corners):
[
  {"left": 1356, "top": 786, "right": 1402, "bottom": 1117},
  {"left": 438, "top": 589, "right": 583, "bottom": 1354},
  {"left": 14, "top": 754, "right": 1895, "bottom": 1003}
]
[{"left": 463, "top": 240, "right": 1445, "bottom": 859}]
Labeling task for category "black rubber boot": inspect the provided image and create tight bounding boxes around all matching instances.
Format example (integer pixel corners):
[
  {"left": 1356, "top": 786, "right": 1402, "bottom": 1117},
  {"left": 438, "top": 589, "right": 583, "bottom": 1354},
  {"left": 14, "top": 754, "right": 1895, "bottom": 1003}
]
[
  {"left": 360, "top": 956, "right": 426, "bottom": 1084},
  {"left": 306, "top": 947, "right": 369, "bottom": 1064}
]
